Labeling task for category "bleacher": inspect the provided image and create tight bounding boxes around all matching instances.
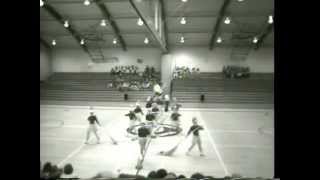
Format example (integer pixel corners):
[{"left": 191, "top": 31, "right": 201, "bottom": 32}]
[
  {"left": 40, "top": 73, "right": 155, "bottom": 103},
  {"left": 172, "top": 73, "right": 274, "bottom": 106}
]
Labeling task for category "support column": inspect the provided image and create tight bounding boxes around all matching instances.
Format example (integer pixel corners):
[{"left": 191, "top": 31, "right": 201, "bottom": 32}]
[{"left": 161, "top": 53, "right": 173, "bottom": 95}]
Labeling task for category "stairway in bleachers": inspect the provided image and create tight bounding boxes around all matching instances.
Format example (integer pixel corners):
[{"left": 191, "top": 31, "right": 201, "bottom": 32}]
[
  {"left": 172, "top": 73, "right": 274, "bottom": 108},
  {"left": 40, "top": 73, "right": 154, "bottom": 105}
]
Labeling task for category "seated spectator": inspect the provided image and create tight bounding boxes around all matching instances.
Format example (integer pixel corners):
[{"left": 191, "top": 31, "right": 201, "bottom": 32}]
[
  {"left": 91, "top": 171, "right": 116, "bottom": 179},
  {"left": 41, "top": 162, "right": 52, "bottom": 179},
  {"left": 147, "top": 171, "right": 158, "bottom": 178},
  {"left": 177, "top": 174, "right": 186, "bottom": 179},
  {"left": 150, "top": 67, "right": 155, "bottom": 76},
  {"left": 123, "top": 81, "right": 129, "bottom": 87},
  {"left": 118, "top": 173, "right": 145, "bottom": 179},
  {"left": 129, "top": 81, "right": 139, "bottom": 91},
  {"left": 114, "top": 66, "right": 119, "bottom": 75},
  {"left": 125, "top": 66, "right": 130, "bottom": 74},
  {"left": 190, "top": 172, "right": 205, "bottom": 179},
  {"left": 117, "top": 82, "right": 124, "bottom": 91},
  {"left": 203, "top": 176, "right": 215, "bottom": 179},
  {"left": 49, "top": 165, "right": 63, "bottom": 180},
  {"left": 107, "top": 82, "right": 113, "bottom": 88},
  {"left": 156, "top": 169, "right": 168, "bottom": 178},
  {"left": 60, "top": 163, "right": 78, "bottom": 179},
  {"left": 141, "top": 79, "right": 150, "bottom": 89},
  {"left": 165, "top": 172, "right": 177, "bottom": 179},
  {"left": 196, "top": 68, "right": 200, "bottom": 74},
  {"left": 110, "top": 68, "right": 115, "bottom": 76}
]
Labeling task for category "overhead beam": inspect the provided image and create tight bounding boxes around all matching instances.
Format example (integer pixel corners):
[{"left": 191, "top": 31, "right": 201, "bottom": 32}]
[
  {"left": 254, "top": 22, "right": 274, "bottom": 50},
  {"left": 129, "top": 0, "right": 168, "bottom": 53},
  {"left": 40, "top": 37, "right": 51, "bottom": 49},
  {"left": 94, "top": 0, "right": 127, "bottom": 51},
  {"left": 42, "top": 3, "right": 90, "bottom": 54},
  {"left": 209, "top": 0, "right": 231, "bottom": 50},
  {"left": 48, "top": 0, "right": 128, "bottom": 4},
  {"left": 159, "top": 0, "right": 169, "bottom": 52},
  {"left": 40, "top": 13, "right": 271, "bottom": 21}
]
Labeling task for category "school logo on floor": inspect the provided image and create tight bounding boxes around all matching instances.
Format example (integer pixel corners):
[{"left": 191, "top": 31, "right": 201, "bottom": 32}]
[{"left": 128, "top": 124, "right": 182, "bottom": 137}]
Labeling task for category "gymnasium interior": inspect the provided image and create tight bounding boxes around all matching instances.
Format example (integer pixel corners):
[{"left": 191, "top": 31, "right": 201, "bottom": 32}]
[{"left": 40, "top": 0, "right": 275, "bottom": 179}]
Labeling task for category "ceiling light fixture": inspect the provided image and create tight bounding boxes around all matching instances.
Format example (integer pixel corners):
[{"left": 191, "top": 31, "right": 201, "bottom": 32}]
[
  {"left": 40, "top": 0, "right": 44, "bottom": 7},
  {"left": 180, "top": 36, "right": 185, "bottom": 43},
  {"left": 237, "top": 0, "right": 244, "bottom": 2},
  {"left": 144, "top": 37, "right": 149, "bottom": 44},
  {"left": 84, "top": 0, "right": 90, "bottom": 6},
  {"left": 224, "top": 17, "right": 231, "bottom": 24},
  {"left": 64, "top": 20, "right": 69, "bottom": 28},
  {"left": 253, "top": 37, "right": 258, "bottom": 43},
  {"left": 137, "top": 18, "right": 144, "bottom": 26},
  {"left": 180, "top": 17, "right": 186, "bottom": 25},
  {"left": 52, "top": 40, "right": 56, "bottom": 46},
  {"left": 80, "top": 39, "right": 85, "bottom": 45},
  {"left": 181, "top": 0, "right": 188, "bottom": 2},
  {"left": 113, "top": 38, "right": 117, "bottom": 44},
  {"left": 268, "top": 15, "right": 273, "bottom": 24},
  {"left": 216, "top": 37, "right": 222, "bottom": 43},
  {"left": 100, "top": 19, "right": 106, "bottom": 27}
]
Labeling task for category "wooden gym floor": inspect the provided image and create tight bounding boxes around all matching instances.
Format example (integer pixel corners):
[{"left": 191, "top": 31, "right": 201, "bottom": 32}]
[{"left": 40, "top": 105, "right": 274, "bottom": 179}]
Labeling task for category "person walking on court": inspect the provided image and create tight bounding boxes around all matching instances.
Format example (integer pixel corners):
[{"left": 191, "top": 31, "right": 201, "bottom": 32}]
[
  {"left": 186, "top": 117, "right": 205, "bottom": 156},
  {"left": 85, "top": 112, "right": 101, "bottom": 144}
]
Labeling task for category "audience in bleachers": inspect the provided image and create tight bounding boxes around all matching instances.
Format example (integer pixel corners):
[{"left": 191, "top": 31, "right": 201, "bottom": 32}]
[
  {"left": 108, "top": 65, "right": 160, "bottom": 91},
  {"left": 60, "top": 163, "right": 78, "bottom": 179},
  {"left": 223, "top": 65, "right": 250, "bottom": 79},
  {"left": 40, "top": 161, "right": 272, "bottom": 180},
  {"left": 173, "top": 66, "right": 200, "bottom": 79}
]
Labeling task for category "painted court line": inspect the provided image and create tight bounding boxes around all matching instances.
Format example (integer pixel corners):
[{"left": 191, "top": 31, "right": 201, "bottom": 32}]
[
  {"left": 197, "top": 112, "right": 229, "bottom": 176},
  {"left": 57, "top": 143, "right": 85, "bottom": 167}
]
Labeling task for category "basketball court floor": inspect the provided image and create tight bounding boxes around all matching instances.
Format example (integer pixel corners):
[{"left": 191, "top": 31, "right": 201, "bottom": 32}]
[{"left": 40, "top": 105, "right": 274, "bottom": 179}]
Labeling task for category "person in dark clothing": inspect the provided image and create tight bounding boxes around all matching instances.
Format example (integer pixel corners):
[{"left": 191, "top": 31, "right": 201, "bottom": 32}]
[
  {"left": 125, "top": 110, "right": 137, "bottom": 130},
  {"left": 145, "top": 110, "right": 156, "bottom": 123},
  {"left": 190, "top": 172, "right": 205, "bottom": 179},
  {"left": 156, "top": 169, "right": 167, "bottom": 178},
  {"left": 85, "top": 112, "right": 101, "bottom": 144},
  {"left": 186, "top": 117, "right": 204, "bottom": 156},
  {"left": 171, "top": 111, "right": 181, "bottom": 128},
  {"left": 151, "top": 103, "right": 160, "bottom": 121},
  {"left": 138, "top": 123, "right": 151, "bottom": 156},
  {"left": 147, "top": 171, "right": 158, "bottom": 178},
  {"left": 145, "top": 96, "right": 153, "bottom": 109},
  {"left": 164, "top": 94, "right": 170, "bottom": 112},
  {"left": 41, "top": 162, "right": 52, "bottom": 179}
]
